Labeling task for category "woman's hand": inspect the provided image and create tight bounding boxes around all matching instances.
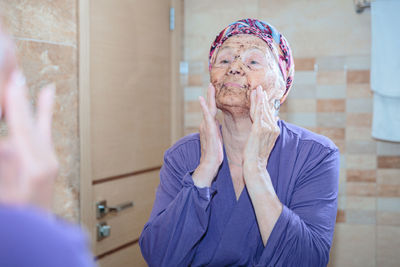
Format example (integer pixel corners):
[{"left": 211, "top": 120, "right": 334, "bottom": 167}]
[
  {"left": 0, "top": 26, "right": 59, "bottom": 210},
  {"left": 243, "top": 85, "right": 280, "bottom": 173},
  {"left": 192, "top": 84, "right": 223, "bottom": 188},
  {"left": 0, "top": 72, "right": 58, "bottom": 210}
]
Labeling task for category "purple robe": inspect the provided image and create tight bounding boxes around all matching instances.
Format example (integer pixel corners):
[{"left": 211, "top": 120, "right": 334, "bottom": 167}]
[
  {"left": 140, "top": 120, "right": 339, "bottom": 267},
  {"left": 0, "top": 205, "right": 95, "bottom": 267}
]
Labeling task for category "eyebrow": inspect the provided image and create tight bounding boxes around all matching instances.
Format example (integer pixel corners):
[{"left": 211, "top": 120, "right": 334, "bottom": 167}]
[{"left": 219, "top": 45, "right": 265, "bottom": 52}]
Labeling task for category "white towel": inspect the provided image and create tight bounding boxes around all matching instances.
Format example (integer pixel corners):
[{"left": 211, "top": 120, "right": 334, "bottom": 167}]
[{"left": 371, "top": 0, "right": 400, "bottom": 142}]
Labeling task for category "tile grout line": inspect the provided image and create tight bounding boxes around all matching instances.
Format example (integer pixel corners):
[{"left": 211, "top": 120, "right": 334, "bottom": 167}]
[{"left": 12, "top": 36, "right": 77, "bottom": 49}]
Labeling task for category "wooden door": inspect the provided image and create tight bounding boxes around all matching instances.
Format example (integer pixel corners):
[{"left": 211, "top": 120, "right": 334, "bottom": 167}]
[{"left": 79, "top": 0, "right": 182, "bottom": 266}]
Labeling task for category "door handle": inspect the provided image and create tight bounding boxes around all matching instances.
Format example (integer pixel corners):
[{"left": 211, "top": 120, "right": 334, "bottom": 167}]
[
  {"left": 97, "top": 222, "right": 111, "bottom": 241},
  {"left": 96, "top": 200, "right": 134, "bottom": 219}
]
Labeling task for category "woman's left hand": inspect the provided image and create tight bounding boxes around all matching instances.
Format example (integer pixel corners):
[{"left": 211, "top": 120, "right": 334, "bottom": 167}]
[{"left": 243, "top": 85, "right": 280, "bottom": 172}]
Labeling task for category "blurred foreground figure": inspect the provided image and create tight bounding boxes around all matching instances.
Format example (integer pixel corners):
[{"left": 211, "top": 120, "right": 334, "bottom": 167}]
[{"left": 0, "top": 21, "right": 95, "bottom": 267}]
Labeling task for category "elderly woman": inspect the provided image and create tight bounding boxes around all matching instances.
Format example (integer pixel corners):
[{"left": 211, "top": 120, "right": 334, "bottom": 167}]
[{"left": 140, "top": 19, "right": 339, "bottom": 267}]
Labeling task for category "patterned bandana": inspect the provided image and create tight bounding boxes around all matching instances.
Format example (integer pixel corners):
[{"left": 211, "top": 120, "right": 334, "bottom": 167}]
[{"left": 209, "top": 19, "right": 295, "bottom": 103}]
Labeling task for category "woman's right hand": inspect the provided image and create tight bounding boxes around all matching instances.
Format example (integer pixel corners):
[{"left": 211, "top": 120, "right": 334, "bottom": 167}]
[{"left": 192, "top": 84, "right": 223, "bottom": 188}]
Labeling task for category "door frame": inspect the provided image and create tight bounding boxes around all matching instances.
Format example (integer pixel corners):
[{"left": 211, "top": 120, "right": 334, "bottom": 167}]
[{"left": 78, "top": 0, "right": 183, "bottom": 248}]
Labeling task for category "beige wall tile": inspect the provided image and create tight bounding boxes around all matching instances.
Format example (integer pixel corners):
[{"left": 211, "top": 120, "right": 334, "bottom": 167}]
[
  {"left": 188, "top": 74, "right": 203, "bottom": 86},
  {"left": 184, "top": 127, "right": 199, "bottom": 136},
  {"left": 317, "top": 71, "right": 346, "bottom": 85},
  {"left": 346, "top": 83, "right": 372, "bottom": 98},
  {"left": 184, "top": 86, "right": 204, "bottom": 101},
  {"left": 336, "top": 210, "right": 346, "bottom": 223},
  {"left": 185, "top": 113, "right": 202, "bottom": 128},
  {"left": 345, "top": 55, "right": 370, "bottom": 70},
  {"left": 335, "top": 140, "right": 346, "bottom": 154},
  {"left": 286, "top": 112, "right": 316, "bottom": 127},
  {"left": 377, "top": 185, "right": 400, "bottom": 198},
  {"left": 339, "top": 181, "right": 346, "bottom": 196},
  {"left": 347, "top": 154, "right": 377, "bottom": 170},
  {"left": 317, "top": 99, "right": 346, "bottom": 112},
  {"left": 293, "top": 71, "right": 317, "bottom": 84},
  {"left": 0, "top": 0, "right": 76, "bottom": 44},
  {"left": 347, "top": 170, "right": 376, "bottom": 183},
  {"left": 184, "top": 0, "right": 258, "bottom": 61},
  {"left": 185, "top": 101, "right": 201, "bottom": 113},
  {"left": 315, "top": 127, "right": 345, "bottom": 140},
  {"left": 346, "top": 98, "right": 373, "bottom": 113},
  {"left": 294, "top": 58, "right": 315, "bottom": 71},
  {"left": 346, "top": 210, "right": 376, "bottom": 224},
  {"left": 338, "top": 195, "right": 346, "bottom": 210},
  {"left": 328, "top": 224, "right": 375, "bottom": 267},
  {"left": 347, "top": 182, "right": 376, "bottom": 197},
  {"left": 346, "top": 196, "right": 376, "bottom": 210},
  {"left": 316, "top": 85, "right": 346, "bottom": 99},
  {"left": 316, "top": 56, "right": 346, "bottom": 71},
  {"left": 377, "top": 226, "right": 400, "bottom": 267},
  {"left": 346, "top": 140, "right": 377, "bottom": 154},
  {"left": 258, "top": 0, "right": 371, "bottom": 58},
  {"left": 283, "top": 99, "right": 316, "bottom": 112},
  {"left": 378, "top": 198, "right": 400, "bottom": 212},
  {"left": 346, "top": 126, "right": 372, "bottom": 141},
  {"left": 289, "top": 84, "right": 316, "bottom": 98},
  {"left": 377, "top": 141, "right": 400, "bottom": 156},
  {"left": 377, "top": 212, "right": 400, "bottom": 226},
  {"left": 188, "top": 60, "right": 206, "bottom": 74},
  {"left": 347, "top": 70, "right": 370, "bottom": 84},
  {"left": 346, "top": 113, "right": 372, "bottom": 127},
  {"left": 378, "top": 156, "right": 400, "bottom": 169},
  {"left": 317, "top": 113, "right": 346, "bottom": 128},
  {"left": 377, "top": 169, "right": 400, "bottom": 185}
]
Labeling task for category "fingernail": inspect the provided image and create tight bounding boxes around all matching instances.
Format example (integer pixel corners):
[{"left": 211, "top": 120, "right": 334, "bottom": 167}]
[
  {"left": 48, "top": 83, "right": 56, "bottom": 94},
  {"left": 10, "top": 70, "right": 26, "bottom": 89}
]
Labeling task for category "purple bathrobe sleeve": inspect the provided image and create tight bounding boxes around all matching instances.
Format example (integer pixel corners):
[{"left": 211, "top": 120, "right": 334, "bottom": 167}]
[
  {"left": 139, "top": 137, "right": 215, "bottom": 267},
  {"left": 0, "top": 205, "right": 96, "bottom": 267},
  {"left": 258, "top": 147, "right": 340, "bottom": 267}
]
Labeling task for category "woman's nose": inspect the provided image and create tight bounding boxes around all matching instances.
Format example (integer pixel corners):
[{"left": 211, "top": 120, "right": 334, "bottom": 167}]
[{"left": 227, "top": 59, "right": 244, "bottom": 75}]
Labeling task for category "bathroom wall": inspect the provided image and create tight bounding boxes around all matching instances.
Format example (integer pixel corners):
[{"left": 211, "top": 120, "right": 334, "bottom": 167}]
[
  {"left": 183, "top": 0, "right": 400, "bottom": 266},
  {"left": 0, "top": 0, "right": 80, "bottom": 222}
]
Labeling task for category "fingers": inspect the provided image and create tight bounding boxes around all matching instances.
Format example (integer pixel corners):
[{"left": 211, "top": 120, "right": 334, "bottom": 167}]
[
  {"left": 252, "top": 86, "right": 263, "bottom": 125},
  {"left": 36, "top": 84, "right": 55, "bottom": 141},
  {"left": 261, "top": 90, "right": 276, "bottom": 126},
  {"left": 4, "top": 71, "right": 34, "bottom": 137},
  {"left": 250, "top": 88, "right": 256, "bottom": 122},
  {"left": 252, "top": 85, "right": 278, "bottom": 128},
  {"left": 206, "top": 83, "right": 217, "bottom": 117},
  {"left": 199, "top": 96, "right": 213, "bottom": 125}
]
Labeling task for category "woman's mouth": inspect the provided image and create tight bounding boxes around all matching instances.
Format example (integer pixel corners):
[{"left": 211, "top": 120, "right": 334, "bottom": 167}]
[{"left": 224, "top": 82, "right": 245, "bottom": 89}]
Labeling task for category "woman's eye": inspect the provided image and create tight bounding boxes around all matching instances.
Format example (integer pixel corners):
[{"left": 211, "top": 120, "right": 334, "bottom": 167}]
[
  {"left": 250, "top": 60, "right": 258, "bottom": 64},
  {"left": 220, "top": 59, "right": 230, "bottom": 64}
]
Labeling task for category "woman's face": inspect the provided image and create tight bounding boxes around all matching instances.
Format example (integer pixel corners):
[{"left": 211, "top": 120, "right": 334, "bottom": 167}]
[{"left": 210, "top": 34, "right": 285, "bottom": 116}]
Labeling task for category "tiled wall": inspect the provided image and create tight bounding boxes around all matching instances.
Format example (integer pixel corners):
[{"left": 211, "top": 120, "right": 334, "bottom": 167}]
[
  {"left": 183, "top": 0, "right": 400, "bottom": 266},
  {"left": 0, "top": 0, "right": 79, "bottom": 221}
]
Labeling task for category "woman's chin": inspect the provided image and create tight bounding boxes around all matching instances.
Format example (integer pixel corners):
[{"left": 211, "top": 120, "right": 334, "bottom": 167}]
[{"left": 216, "top": 96, "right": 250, "bottom": 117}]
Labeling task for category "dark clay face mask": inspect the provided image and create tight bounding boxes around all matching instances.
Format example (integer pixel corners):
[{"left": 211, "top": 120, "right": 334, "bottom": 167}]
[{"left": 210, "top": 34, "right": 285, "bottom": 117}]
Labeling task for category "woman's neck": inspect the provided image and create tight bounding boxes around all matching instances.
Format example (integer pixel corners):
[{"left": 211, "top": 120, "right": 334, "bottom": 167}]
[{"left": 221, "top": 112, "right": 252, "bottom": 164}]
